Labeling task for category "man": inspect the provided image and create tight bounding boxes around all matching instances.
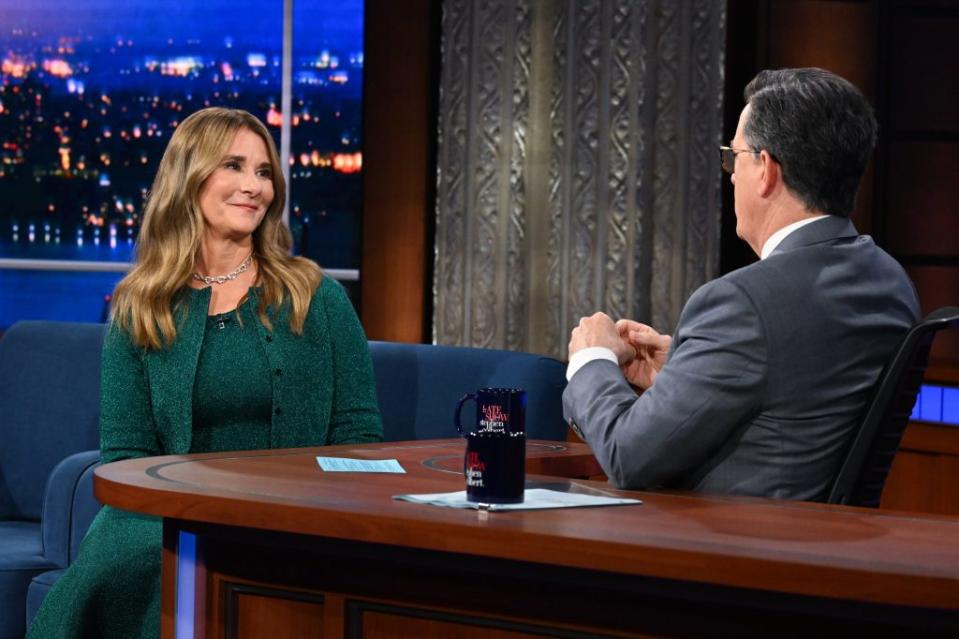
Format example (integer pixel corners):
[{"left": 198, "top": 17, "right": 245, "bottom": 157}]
[{"left": 564, "top": 68, "right": 920, "bottom": 501}]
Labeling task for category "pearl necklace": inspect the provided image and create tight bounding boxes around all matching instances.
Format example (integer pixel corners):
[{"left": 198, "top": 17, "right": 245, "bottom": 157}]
[{"left": 192, "top": 254, "right": 253, "bottom": 285}]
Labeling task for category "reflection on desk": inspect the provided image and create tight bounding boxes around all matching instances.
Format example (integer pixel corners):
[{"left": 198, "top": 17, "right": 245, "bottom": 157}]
[{"left": 95, "top": 439, "right": 959, "bottom": 638}]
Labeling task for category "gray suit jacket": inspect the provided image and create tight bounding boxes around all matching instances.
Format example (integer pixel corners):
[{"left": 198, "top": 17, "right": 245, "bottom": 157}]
[{"left": 563, "top": 216, "right": 920, "bottom": 500}]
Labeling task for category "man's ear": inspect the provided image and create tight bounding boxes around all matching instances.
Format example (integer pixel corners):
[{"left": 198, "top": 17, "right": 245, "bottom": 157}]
[{"left": 757, "top": 149, "right": 779, "bottom": 198}]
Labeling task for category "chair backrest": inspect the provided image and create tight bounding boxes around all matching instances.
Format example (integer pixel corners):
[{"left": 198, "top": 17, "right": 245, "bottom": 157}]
[
  {"left": 828, "top": 306, "right": 959, "bottom": 507},
  {"left": 0, "top": 321, "right": 106, "bottom": 520},
  {"left": 368, "top": 341, "right": 568, "bottom": 442}
]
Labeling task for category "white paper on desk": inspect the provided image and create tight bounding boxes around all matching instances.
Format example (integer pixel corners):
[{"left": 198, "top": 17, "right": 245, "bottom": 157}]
[
  {"left": 393, "top": 488, "right": 641, "bottom": 511},
  {"left": 316, "top": 456, "right": 406, "bottom": 473}
]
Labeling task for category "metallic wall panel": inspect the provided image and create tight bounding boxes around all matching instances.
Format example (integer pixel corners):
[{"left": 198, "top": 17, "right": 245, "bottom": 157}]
[{"left": 434, "top": 0, "right": 725, "bottom": 358}]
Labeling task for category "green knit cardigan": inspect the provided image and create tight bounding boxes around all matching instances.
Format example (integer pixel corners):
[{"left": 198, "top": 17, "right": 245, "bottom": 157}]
[{"left": 99, "top": 275, "right": 383, "bottom": 463}]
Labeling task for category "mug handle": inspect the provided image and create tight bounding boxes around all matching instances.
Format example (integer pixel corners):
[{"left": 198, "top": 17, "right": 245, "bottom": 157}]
[{"left": 454, "top": 392, "right": 476, "bottom": 436}]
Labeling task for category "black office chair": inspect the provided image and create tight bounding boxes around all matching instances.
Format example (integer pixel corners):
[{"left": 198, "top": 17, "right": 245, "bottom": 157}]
[{"left": 828, "top": 306, "right": 959, "bottom": 507}]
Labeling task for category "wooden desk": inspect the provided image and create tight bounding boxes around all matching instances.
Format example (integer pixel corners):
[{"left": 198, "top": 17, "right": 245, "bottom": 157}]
[
  {"left": 95, "top": 439, "right": 959, "bottom": 638},
  {"left": 883, "top": 421, "right": 959, "bottom": 515}
]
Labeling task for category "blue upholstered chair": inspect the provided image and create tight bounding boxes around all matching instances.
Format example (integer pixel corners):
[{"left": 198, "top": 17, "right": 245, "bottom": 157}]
[
  {"left": 0, "top": 321, "right": 105, "bottom": 639},
  {"left": 11, "top": 327, "right": 568, "bottom": 632},
  {"left": 23, "top": 459, "right": 101, "bottom": 630},
  {"left": 368, "top": 341, "right": 568, "bottom": 442}
]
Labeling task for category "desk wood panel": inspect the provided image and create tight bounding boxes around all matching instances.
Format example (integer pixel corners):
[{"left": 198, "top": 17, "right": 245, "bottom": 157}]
[
  {"left": 359, "top": 610, "right": 550, "bottom": 639},
  {"left": 96, "top": 440, "right": 959, "bottom": 637},
  {"left": 226, "top": 582, "right": 324, "bottom": 639},
  {"left": 178, "top": 519, "right": 923, "bottom": 638},
  {"left": 882, "top": 422, "right": 959, "bottom": 515},
  {"left": 96, "top": 440, "right": 959, "bottom": 610}
]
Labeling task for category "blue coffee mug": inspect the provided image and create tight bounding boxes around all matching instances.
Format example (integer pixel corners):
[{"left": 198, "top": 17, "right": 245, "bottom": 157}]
[
  {"left": 454, "top": 387, "right": 527, "bottom": 436},
  {"left": 455, "top": 387, "right": 526, "bottom": 503}
]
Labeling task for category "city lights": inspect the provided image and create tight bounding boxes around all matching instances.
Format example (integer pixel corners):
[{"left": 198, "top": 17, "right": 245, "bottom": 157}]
[
  {"left": 1, "top": 56, "right": 32, "bottom": 78},
  {"left": 0, "top": 0, "right": 365, "bottom": 306},
  {"left": 160, "top": 57, "right": 202, "bottom": 77},
  {"left": 42, "top": 58, "right": 73, "bottom": 77},
  {"left": 266, "top": 106, "right": 283, "bottom": 127},
  {"left": 332, "top": 152, "right": 361, "bottom": 174}
]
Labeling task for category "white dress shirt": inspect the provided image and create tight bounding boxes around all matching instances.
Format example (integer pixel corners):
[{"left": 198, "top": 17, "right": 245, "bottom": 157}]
[{"left": 759, "top": 214, "right": 828, "bottom": 259}]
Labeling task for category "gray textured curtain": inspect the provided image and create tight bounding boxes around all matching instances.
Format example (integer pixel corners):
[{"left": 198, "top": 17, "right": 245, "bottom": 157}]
[{"left": 434, "top": 0, "right": 726, "bottom": 358}]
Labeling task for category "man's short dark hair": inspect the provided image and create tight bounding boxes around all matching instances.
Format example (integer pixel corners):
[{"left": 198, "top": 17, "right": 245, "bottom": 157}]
[{"left": 743, "top": 68, "right": 877, "bottom": 218}]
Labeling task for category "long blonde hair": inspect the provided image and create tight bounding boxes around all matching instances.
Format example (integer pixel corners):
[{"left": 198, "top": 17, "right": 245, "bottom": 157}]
[{"left": 111, "top": 107, "right": 321, "bottom": 350}]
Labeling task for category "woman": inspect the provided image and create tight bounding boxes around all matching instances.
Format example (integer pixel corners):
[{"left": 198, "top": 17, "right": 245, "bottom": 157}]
[{"left": 28, "top": 108, "right": 382, "bottom": 638}]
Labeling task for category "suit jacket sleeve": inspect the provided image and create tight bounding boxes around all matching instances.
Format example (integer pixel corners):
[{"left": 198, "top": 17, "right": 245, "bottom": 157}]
[
  {"left": 318, "top": 278, "right": 384, "bottom": 444},
  {"left": 563, "top": 278, "right": 767, "bottom": 490},
  {"left": 99, "top": 323, "right": 163, "bottom": 464}
]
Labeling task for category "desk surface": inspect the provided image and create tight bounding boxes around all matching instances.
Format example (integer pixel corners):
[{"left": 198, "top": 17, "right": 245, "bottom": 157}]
[{"left": 95, "top": 439, "right": 959, "bottom": 612}]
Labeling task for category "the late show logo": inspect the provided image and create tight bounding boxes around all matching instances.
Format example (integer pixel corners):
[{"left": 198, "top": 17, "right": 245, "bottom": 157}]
[
  {"left": 480, "top": 404, "right": 509, "bottom": 432},
  {"left": 465, "top": 451, "right": 486, "bottom": 487}
]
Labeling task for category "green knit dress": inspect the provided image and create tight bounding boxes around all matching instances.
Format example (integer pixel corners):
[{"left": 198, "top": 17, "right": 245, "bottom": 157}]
[{"left": 28, "top": 279, "right": 382, "bottom": 638}]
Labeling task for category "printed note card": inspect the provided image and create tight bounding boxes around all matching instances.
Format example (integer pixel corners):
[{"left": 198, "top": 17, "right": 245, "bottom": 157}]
[
  {"left": 316, "top": 456, "right": 406, "bottom": 473},
  {"left": 394, "top": 488, "right": 641, "bottom": 511}
]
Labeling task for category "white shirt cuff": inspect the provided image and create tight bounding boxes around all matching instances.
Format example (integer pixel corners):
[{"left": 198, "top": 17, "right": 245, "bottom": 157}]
[{"left": 566, "top": 347, "right": 618, "bottom": 381}]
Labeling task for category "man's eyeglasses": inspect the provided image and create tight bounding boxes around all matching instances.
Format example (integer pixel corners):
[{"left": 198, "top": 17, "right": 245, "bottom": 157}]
[{"left": 719, "top": 146, "right": 759, "bottom": 174}]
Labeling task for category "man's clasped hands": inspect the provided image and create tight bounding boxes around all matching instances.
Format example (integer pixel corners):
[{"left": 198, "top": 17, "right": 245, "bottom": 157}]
[{"left": 568, "top": 313, "right": 673, "bottom": 390}]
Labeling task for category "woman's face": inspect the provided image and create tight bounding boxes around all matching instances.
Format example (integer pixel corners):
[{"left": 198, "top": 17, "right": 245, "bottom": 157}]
[{"left": 197, "top": 127, "right": 274, "bottom": 243}]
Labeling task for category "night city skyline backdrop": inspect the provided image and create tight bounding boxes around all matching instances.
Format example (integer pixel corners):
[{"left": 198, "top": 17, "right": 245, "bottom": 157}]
[
  {"left": 0, "top": 0, "right": 365, "bottom": 327},
  {"left": 0, "top": 0, "right": 363, "bottom": 281},
  {"left": 1, "top": 0, "right": 361, "bottom": 49}
]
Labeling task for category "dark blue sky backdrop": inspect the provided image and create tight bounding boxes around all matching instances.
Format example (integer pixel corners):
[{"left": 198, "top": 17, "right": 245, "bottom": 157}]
[{"left": 0, "top": 0, "right": 363, "bottom": 50}]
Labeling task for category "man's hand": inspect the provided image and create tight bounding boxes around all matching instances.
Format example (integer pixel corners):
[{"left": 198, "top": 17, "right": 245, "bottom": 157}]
[
  {"left": 616, "top": 319, "right": 672, "bottom": 390},
  {"left": 568, "top": 312, "right": 635, "bottom": 363}
]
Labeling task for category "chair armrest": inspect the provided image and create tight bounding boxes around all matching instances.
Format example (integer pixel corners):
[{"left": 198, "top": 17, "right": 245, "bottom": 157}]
[
  {"left": 69, "top": 460, "right": 102, "bottom": 562},
  {"left": 39, "top": 450, "right": 101, "bottom": 568}
]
